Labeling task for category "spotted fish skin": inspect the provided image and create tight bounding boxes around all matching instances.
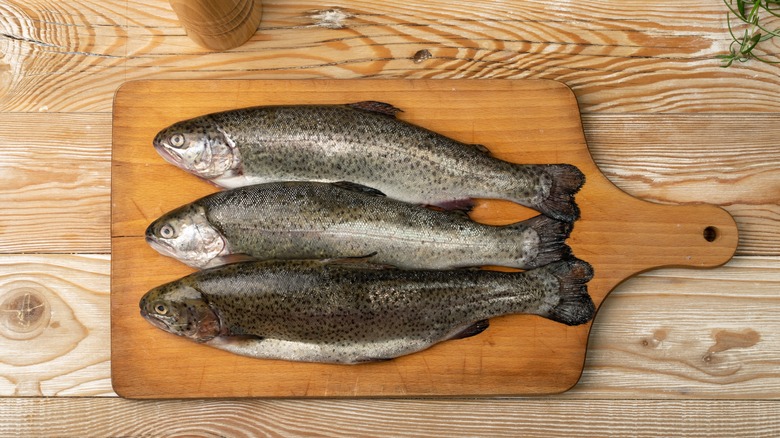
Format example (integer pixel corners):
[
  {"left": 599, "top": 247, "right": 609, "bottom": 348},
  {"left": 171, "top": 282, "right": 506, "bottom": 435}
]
[
  {"left": 145, "top": 182, "right": 573, "bottom": 270},
  {"left": 139, "top": 258, "right": 595, "bottom": 364},
  {"left": 153, "top": 102, "right": 585, "bottom": 222}
]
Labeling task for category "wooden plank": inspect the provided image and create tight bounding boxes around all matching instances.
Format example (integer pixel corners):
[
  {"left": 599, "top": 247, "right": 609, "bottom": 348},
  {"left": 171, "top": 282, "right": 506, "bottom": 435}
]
[
  {"left": 0, "top": 398, "right": 778, "bottom": 437},
  {"left": 0, "top": 113, "right": 111, "bottom": 254},
  {"left": 0, "top": 254, "right": 113, "bottom": 396},
  {"left": 0, "top": 0, "right": 129, "bottom": 112},
  {"left": 0, "top": 112, "right": 776, "bottom": 256},
  {"left": 2, "top": 0, "right": 780, "bottom": 113},
  {"left": 0, "top": 254, "right": 777, "bottom": 398},
  {"left": 110, "top": 79, "right": 737, "bottom": 398},
  {"left": 569, "top": 256, "right": 780, "bottom": 399},
  {"left": 581, "top": 113, "right": 780, "bottom": 257},
  {"left": 0, "top": 0, "right": 774, "bottom": 431}
]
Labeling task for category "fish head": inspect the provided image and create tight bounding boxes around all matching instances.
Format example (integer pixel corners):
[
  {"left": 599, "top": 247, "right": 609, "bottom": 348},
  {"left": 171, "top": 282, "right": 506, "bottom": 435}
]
[
  {"left": 140, "top": 283, "right": 222, "bottom": 342},
  {"left": 153, "top": 118, "right": 238, "bottom": 181},
  {"left": 145, "top": 204, "right": 228, "bottom": 269}
]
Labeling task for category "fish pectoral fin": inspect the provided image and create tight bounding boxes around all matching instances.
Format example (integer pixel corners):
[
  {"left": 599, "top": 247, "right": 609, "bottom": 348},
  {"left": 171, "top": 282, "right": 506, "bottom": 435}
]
[
  {"left": 451, "top": 319, "right": 490, "bottom": 340},
  {"left": 347, "top": 101, "right": 403, "bottom": 117},
  {"left": 332, "top": 181, "right": 387, "bottom": 197},
  {"left": 211, "top": 253, "right": 259, "bottom": 267},
  {"left": 353, "top": 356, "right": 394, "bottom": 364},
  {"left": 227, "top": 334, "right": 264, "bottom": 341}
]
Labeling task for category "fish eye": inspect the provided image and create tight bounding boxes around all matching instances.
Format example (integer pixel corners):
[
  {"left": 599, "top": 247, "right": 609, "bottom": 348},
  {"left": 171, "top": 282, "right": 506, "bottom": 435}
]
[
  {"left": 154, "top": 303, "right": 168, "bottom": 315},
  {"left": 169, "top": 134, "right": 185, "bottom": 148},
  {"left": 159, "top": 224, "right": 175, "bottom": 239}
]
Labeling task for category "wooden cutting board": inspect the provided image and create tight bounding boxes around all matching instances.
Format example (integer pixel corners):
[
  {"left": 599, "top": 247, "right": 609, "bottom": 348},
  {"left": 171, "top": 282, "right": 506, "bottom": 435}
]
[{"left": 111, "top": 79, "right": 738, "bottom": 399}]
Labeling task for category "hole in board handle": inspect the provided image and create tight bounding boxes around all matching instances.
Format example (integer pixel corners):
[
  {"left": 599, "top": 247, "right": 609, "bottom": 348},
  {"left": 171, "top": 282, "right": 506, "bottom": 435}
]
[{"left": 703, "top": 226, "right": 719, "bottom": 242}]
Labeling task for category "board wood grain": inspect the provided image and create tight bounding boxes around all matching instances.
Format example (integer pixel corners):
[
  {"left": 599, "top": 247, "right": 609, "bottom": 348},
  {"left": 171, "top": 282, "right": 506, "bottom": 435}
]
[
  {"left": 110, "top": 79, "right": 738, "bottom": 398},
  {"left": 0, "top": 0, "right": 778, "bottom": 432},
  {"left": 0, "top": 254, "right": 112, "bottom": 396},
  {"left": 1, "top": 398, "right": 779, "bottom": 437},
  {"left": 580, "top": 113, "right": 780, "bottom": 257},
  {"left": 2, "top": 0, "right": 780, "bottom": 113},
  {"left": 1, "top": 255, "right": 777, "bottom": 398},
  {"left": 0, "top": 112, "right": 111, "bottom": 254},
  {"left": 1, "top": 112, "right": 775, "bottom": 256},
  {"left": 570, "top": 256, "right": 780, "bottom": 399},
  {"left": 0, "top": 112, "right": 775, "bottom": 256}
]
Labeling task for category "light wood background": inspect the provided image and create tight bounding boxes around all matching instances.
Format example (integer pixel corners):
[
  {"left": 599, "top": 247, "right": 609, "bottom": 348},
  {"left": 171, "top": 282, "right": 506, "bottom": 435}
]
[{"left": 0, "top": 0, "right": 778, "bottom": 434}]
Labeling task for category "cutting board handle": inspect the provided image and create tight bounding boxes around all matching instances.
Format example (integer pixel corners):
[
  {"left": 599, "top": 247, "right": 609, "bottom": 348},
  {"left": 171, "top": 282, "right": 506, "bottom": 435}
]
[
  {"left": 169, "top": 0, "right": 262, "bottom": 50},
  {"left": 562, "top": 168, "right": 739, "bottom": 301}
]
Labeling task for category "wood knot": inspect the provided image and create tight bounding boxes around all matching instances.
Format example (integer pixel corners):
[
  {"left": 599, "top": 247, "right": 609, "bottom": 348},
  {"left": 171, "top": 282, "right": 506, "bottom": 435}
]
[
  {"left": 310, "top": 9, "right": 352, "bottom": 29},
  {"left": 708, "top": 328, "right": 760, "bottom": 355},
  {"left": 0, "top": 287, "right": 51, "bottom": 340},
  {"left": 0, "top": 281, "right": 88, "bottom": 367},
  {"left": 640, "top": 328, "right": 667, "bottom": 348},
  {"left": 413, "top": 49, "right": 432, "bottom": 64}
]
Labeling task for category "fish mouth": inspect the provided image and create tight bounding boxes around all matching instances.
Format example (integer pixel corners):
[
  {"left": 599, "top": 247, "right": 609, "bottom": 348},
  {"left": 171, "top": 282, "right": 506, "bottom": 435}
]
[
  {"left": 145, "top": 233, "right": 180, "bottom": 260},
  {"left": 144, "top": 233, "right": 220, "bottom": 269},
  {"left": 152, "top": 130, "right": 185, "bottom": 166},
  {"left": 155, "top": 143, "right": 184, "bottom": 166},
  {"left": 140, "top": 308, "right": 172, "bottom": 332}
]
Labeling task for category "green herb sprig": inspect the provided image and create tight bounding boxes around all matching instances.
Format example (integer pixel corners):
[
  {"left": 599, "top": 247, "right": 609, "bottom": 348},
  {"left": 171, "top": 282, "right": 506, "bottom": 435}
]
[{"left": 717, "top": 0, "right": 780, "bottom": 67}]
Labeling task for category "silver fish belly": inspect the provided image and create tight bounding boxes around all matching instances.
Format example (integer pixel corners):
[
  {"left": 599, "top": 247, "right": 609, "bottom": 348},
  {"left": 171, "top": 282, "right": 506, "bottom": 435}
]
[
  {"left": 139, "top": 258, "right": 595, "bottom": 364},
  {"left": 145, "top": 182, "right": 573, "bottom": 270},
  {"left": 153, "top": 102, "right": 585, "bottom": 222}
]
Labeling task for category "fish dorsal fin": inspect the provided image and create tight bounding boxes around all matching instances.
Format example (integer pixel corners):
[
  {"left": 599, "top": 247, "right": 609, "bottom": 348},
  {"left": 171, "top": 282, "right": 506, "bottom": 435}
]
[
  {"left": 451, "top": 319, "right": 490, "bottom": 340},
  {"left": 347, "top": 101, "right": 403, "bottom": 117},
  {"left": 332, "top": 181, "right": 387, "bottom": 197}
]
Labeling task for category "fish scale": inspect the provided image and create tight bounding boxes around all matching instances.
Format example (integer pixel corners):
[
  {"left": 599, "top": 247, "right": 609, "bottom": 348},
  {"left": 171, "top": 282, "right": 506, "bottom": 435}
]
[
  {"left": 153, "top": 102, "right": 585, "bottom": 222},
  {"left": 139, "top": 258, "right": 595, "bottom": 364},
  {"left": 145, "top": 182, "right": 573, "bottom": 270}
]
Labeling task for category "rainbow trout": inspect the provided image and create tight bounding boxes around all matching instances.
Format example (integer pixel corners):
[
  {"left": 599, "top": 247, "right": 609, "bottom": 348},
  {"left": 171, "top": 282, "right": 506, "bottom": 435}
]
[
  {"left": 140, "top": 258, "right": 595, "bottom": 364},
  {"left": 153, "top": 102, "right": 584, "bottom": 222},
  {"left": 145, "top": 182, "right": 572, "bottom": 270}
]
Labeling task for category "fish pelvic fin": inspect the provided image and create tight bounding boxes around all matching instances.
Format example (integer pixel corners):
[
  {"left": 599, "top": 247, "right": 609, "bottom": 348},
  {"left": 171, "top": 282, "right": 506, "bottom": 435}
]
[
  {"left": 516, "top": 215, "right": 573, "bottom": 269},
  {"left": 206, "top": 253, "right": 259, "bottom": 268},
  {"left": 544, "top": 259, "right": 595, "bottom": 326},
  {"left": 537, "top": 164, "right": 585, "bottom": 223},
  {"left": 451, "top": 319, "right": 490, "bottom": 340},
  {"left": 426, "top": 198, "right": 475, "bottom": 213},
  {"left": 347, "top": 101, "right": 403, "bottom": 117}
]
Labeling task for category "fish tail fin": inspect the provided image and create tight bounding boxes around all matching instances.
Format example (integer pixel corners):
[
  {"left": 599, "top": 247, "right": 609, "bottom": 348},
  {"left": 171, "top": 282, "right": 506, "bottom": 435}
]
[
  {"left": 542, "top": 259, "right": 595, "bottom": 326},
  {"left": 537, "top": 164, "right": 585, "bottom": 223},
  {"left": 512, "top": 215, "right": 573, "bottom": 269}
]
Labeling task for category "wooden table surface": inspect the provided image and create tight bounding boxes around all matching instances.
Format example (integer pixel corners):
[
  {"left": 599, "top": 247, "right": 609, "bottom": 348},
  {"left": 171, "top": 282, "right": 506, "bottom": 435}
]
[{"left": 0, "top": 0, "right": 778, "bottom": 435}]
